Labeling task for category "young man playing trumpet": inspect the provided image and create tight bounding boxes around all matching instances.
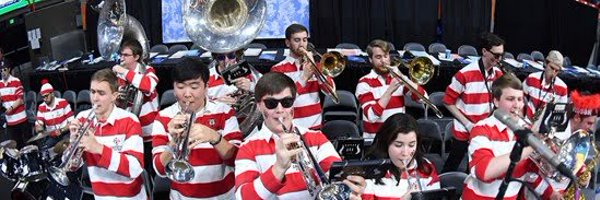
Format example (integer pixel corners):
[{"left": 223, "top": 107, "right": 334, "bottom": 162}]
[
  {"left": 35, "top": 80, "right": 73, "bottom": 156},
  {"left": 270, "top": 23, "right": 336, "bottom": 129},
  {"left": 355, "top": 39, "right": 428, "bottom": 139},
  {"left": 522, "top": 50, "right": 568, "bottom": 121},
  {"left": 235, "top": 72, "right": 365, "bottom": 199},
  {"left": 151, "top": 58, "right": 242, "bottom": 199},
  {"left": 67, "top": 69, "right": 146, "bottom": 199}
]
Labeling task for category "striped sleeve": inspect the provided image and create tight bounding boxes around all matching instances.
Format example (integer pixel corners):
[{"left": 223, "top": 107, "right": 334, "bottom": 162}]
[
  {"left": 235, "top": 142, "right": 284, "bottom": 199},
  {"left": 443, "top": 71, "right": 465, "bottom": 105},
  {"left": 468, "top": 126, "right": 496, "bottom": 182},
  {"left": 356, "top": 79, "right": 384, "bottom": 122},
  {"left": 124, "top": 66, "right": 158, "bottom": 94},
  {"left": 151, "top": 115, "right": 171, "bottom": 177},
  {"left": 310, "top": 131, "right": 342, "bottom": 173},
  {"left": 96, "top": 117, "right": 144, "bottom": 179},
  {"left": 221, "top": 107, "right": 243, "bottom": 166}
]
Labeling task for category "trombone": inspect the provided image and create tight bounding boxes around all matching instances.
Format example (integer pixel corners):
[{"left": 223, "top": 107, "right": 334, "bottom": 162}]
[
  {"left": 385, "top": 57, "right": 443, "bottom": 118},
  {"left": 301, "top": 43, "right": 346, "bottom": 104}
]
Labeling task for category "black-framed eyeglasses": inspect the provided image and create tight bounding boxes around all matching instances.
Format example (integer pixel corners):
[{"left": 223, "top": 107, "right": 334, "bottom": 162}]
[
  {"left": 487, "top": 50, "right": 504, "bottom": 60},
  {"left": 214, "top": 52, "right": 237, "bottom": 61},
  {"left": 263, "top": 97, "right": 295, "bottom": 109}
]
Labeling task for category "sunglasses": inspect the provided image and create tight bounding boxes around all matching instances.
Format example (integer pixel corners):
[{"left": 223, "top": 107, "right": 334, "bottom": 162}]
[
  {"left": 487, "top": 50, "right": 504, "bottom": 60},
  {"left": 214, "top": 52, "right": 237, "bottom": 61},
  {"left": 263, "top": 97, "right": 295, "bottom": 109}
]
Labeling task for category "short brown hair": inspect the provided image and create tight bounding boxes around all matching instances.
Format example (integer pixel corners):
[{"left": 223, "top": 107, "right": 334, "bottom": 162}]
[
  {"left": 491, "top": 73, "right": 521, "bottom": 100},
  {"left": 285, "top": 24, "right": 308, "bottom": 40},
  {"left": 254, "top": 72, "right": 296, "bottom": 101},
  {"left": 366, "top": 39, "right": 391, "bottom": 58},
  {"left": 121, "top": 40, "right": 143, "bottom": 62},
  {"left": 91, "top": 68, "right": 119, "bottom": 92}
]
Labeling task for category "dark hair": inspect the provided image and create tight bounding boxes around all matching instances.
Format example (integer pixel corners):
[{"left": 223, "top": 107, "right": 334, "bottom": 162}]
[
  {"left": 121, "top": 40, "right": 143, "bottom": 62},
  {"left": 285, "top": 23, "right": 308, "bottom": 40},
  {"left": 91, "top": 68, "right": 119, "bottom": 92},
  {"left": 254, "top": 72, "right": 297, "bottom": 101},
  {"left": 366, "top": 39, "right": 391, "bottom": 58},
  {"left": 365, "top": 113, "right": 432, "bottom": 185},
  {"left": 491, "top": 73, "right": 521, "bottom": 100},
  {"left": 171, "top": 57, "right": 209, "bottom": 84},
  {"left": 479, "top": 32, "right": 505, "bottom": 51}
]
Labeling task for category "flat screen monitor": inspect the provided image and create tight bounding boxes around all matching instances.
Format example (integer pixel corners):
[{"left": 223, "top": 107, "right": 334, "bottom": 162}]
[
  {"left": 0, "top": 0, "right": 43, "bottom": 16},
  {"left": 50, "top": 29, "right": 86, "bottom": 61}
]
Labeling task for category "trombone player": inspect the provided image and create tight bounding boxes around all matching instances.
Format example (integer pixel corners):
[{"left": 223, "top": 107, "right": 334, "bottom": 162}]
[
  {"left": 271, "top": 23, "right": 336, "bottom": 130},
  {"left": 67, "top": 69, "right": 146, "bottom": 199},
  {"left": 151, "top": 58, "right": 243, "bottom": 199},
  {"left": 355, "top": 39, "right": 429, "bottom": 139}
]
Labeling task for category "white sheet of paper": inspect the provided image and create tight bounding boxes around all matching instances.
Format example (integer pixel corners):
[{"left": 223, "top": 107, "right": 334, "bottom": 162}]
[
  {"left": 503, "top": 58, "right": 521, "bottom": 68},
  {"left": 200, "top": 51, "right": 212, "bottom": 58},
  {"left": 409, "top": 51, "right": 440, "bottom": 66},
  {"left": 149, "top": 52, "right": 158, "bottom": 58},
  {"left": 524, "top": 60, "right": 543, "bottom": 70},
  {"left": 31, "top": 39, "right": 40, "bottom": 49},
  {"left": 244, "top": 48, "right": 262, "bottom": 56}
]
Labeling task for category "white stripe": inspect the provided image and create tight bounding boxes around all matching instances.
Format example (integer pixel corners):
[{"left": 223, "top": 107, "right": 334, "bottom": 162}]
[
  {"left": 170, "top": 186, "right": 234, "bottom": 200},
  {"left": 294, "top": 92, "right": 319, "bottom": 107},
  {"left": 184, "top": 165, "right": 234, "bottom": 184},
  {"left": 292, "top": 114, "right": 321, "bottom": 129},
  {"left": 87, "top": 166, "right": 140, "bottom": 183},
  {"left": 6, "top": 111, "right": 26, "bottom": 123},
  {"left": 456, "top": 99, "right": 492, "bottom": 116},
  {"left": 93, "top": 188, "right": 146, "bottom": 200}
]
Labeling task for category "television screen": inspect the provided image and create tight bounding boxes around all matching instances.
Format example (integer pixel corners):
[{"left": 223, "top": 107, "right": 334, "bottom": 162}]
[
  {"left": 162, "top": 0, "right": 310, "bottom": 43},
  {"left": 0, "top": 0, "right": 42, "bottom": 16}
]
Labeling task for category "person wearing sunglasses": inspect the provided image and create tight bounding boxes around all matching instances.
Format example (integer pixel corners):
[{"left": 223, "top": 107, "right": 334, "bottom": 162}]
[
  {"left": 270, "top": 23, "right": 335, "bottom": 130},
  {"left": 207, "top": 49, "right": 261, "bottom": 105},
  {"left": 442, "top": 32, "right": 506, "bottom": 173},
  {"left": 0, "top": 59, "right": 30, "bottom": 149},
  {"left": 151, "top": 58, "right": 242, "bottom": 199},
  {"left": 235, "top": 72, "right": 365, "bottom": 200},
  {"left": 355, "top": 39, "right": 429, "bottom": 139},
  {"left": 522, "top": 50, "right": 568, "bottom": 122},
  {"left": 111, "top": 40, "right": 159, "bottom": 176},
  {"left": 34, "top": 79, "right": 74, "bottom": 157}
]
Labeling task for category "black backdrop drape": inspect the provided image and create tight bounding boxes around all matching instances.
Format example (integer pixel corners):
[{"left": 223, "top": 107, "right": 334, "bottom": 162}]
[{"left": 95, "top": 0, "right": 596, "bottom": 66}]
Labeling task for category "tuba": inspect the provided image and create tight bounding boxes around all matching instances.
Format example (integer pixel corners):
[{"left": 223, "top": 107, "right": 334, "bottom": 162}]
[{"left": 97, "top": 0, "right": 149, "bottom": 115}]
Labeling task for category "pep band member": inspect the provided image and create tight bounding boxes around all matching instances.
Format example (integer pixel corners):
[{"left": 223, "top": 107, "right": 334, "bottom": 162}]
[
  {"left": 355, "top": 39, "right": 429, "bottom": 139},
  {"left": 151, "top": 57, "right": 242, "bottom": 199},
  {"left": 462, "top": 73, "right": 559, "bottom": 200},
  {"left": 235, "top": 72, "right": 365, "bottom": 199},
  {"left": 35, "top": 80, "right": 74, "bottom": 155},
  {"left": 0, "top": 60, "right": 30, "bottom": 149},
  {"left": 270, "top": 23, "right": 336, "bottom": 129},
  {"left": 442, "top": 32, "right": 506, "bottom": 173},
  {"left": 67, "top": 69, "right": 146, "bottom": 199},
  {"left": 207, "top": 50, "right": 261, "bottom": 104},
  {"left": 362, "top": 113, "right": 440, "bottom": 200},
  {"left": 522, "top": 50, "right": 568, "bottom": 121}
]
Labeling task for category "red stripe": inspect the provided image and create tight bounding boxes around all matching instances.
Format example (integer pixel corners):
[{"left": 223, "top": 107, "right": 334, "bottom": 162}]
[
  {"left": 171, "top": 172, "right": 235, "bottom": 198},
  {"left": 271, "top": 62, "right": 298, "bottom": 73},
  {"left": 293, "top": 103, "right": 321, "bottom": 119},
  {"left": 91, "top": 176, "right": 144, "bottom": 197}
]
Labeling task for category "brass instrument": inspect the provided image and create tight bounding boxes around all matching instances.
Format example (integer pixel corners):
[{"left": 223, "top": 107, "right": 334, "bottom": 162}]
[
  {"left": 301, "top": 43, "right": 346, "bottom": 104},
  {"left": 97, "top": 0, "right": 150, "bottom": 60},
  {"left": 48, "top": 107, "right": 97, "bottom": 186},
  {"left": 385, "top": 57, "right": 443, "bottom": 118},
  {"left": 277, "top": 118, "right": 351, "bottom": 199},
  {"left": 165, "top": 102, "right": 195, "bottom": 183},
  {"left": 564, "top": 132, "right": 598, "bottom": 200},
  {"left": 116, "top": 63, "right": 146, "bottom": 116}
]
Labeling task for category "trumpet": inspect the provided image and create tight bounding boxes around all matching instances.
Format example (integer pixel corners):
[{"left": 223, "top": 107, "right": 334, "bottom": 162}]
[
  {"left": 48, "top": 106, "right": 97, "bottom": 186},
  {"left": 301, "top": 43, "right": 346, "bottom": 104},
  {"left": 277, "top": 118, "right": 351, "bottom": 199},
  {"left": 385, "top": 57, "right": 443, "bottom": 118},
  {"left": 166, "top": 101, "right": 195, "bottom": 183}
]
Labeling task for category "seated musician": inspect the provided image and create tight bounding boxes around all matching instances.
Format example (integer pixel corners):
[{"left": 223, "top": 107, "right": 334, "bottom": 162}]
[
  {"left": 67, "top": 69, "right": 146, "bottom": 199},
  {"left": 355, "top": 39, "right": 428, "bottom": 138},
  {"left": 235, "top": 72, "right": 365, "bottom": 199},
  {"left": 34, "top": 80, "right": 74, "bottom": 155},
  {"left": 463, "top": 73, "right": 560, "bottom": 199},
  {"left": 151, "top": 58, "right": 242, "bottom": 199},
  {"left": 362, "top": 113, "right": 440, "bottom": 200},
  {"left": 207, "top": 49, "right": 261, "bottom": 104},
  {"left": 270, "top": 23, "right": 335, "bottom": 129},
  {"left": 522, "top": 50, "right": 568, "bottom": 121}
]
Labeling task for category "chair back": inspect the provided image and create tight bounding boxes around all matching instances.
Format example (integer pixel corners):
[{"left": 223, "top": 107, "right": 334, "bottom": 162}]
[
  {"left": 335, "top": 43, "right": 361, "bottom": 49},
  {"left": 531, "top": 51, "right": 545, "bottom": 62},
  {"left": 517, "top": 53, "right": 533, "bottom": 62},
  {"left": 160, "top": 89, "right": 176, "bottom": 109},
  {"left": 457, "top": 45, "right": 478, "bottom": 57},
  {"left": 168, "top": 44, "right": 188, "bottom": 54},
  {"left": 321, "top": 120, "right": 361, "bottom": 141},
  {"left": 403, "top": 42, "right": 426, "bottom": 52},
  {"left": 428, "top": 43, "right": 447, "bottom": 54},
  {"left": 439, "top": 172, "right": 468, "bottom": 197},
  {"left": 150, "top": 44, "right": 168, "bottom": 54},
  {"left": 63, "top": 90, "right": 77, "bottom": 110}
]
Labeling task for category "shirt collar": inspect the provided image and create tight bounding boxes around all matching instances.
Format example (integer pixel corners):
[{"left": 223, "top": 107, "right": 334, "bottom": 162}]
[
  {"left": 255, "top": 121, "right": 307, "bottom": 143},
  {"left": 96, "top": 104, "right": 119, "bottom": 126}
]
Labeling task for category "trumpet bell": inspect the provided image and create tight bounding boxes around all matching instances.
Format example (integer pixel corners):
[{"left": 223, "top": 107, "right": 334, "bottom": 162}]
[
  {"left": 317, "top": 183, "right": 351, "bottom": 200},
  {"left": 48, "top": 166, "right": 70, "bottom": 186},
  {"left": 166, "top": 160, "right": 195, "bottom": 183},
  {"left": 321, "top": 52, "right": 346, "bottom": 78}
]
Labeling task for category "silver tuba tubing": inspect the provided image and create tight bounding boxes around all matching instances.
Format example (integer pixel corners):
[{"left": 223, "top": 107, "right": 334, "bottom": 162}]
[
  {"left": 48, "top": 106, "right": 97, "bottom": 186},
  {"left": 97, "top": 0, "right": 150, "bottom": 60},
  {"left": 166, "top": 102, "right": 195, "bottom": 183},
  {"left": 116, "top": 62, "right": 146, "bottom": 116}
]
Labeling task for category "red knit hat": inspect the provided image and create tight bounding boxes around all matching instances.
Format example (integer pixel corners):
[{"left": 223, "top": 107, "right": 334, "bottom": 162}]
[
  {"left": 40, "top": 79, "right": 54, "bottom": 96},
  {"left": 571, "top": 90, "right": 600, "bottom": 116}
]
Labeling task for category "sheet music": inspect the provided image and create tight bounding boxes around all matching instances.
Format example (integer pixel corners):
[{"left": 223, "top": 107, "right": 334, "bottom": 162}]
[
  {"left": 244, "top": 48, "right": 263, "bottom": 57},
  {"left": 523, "top": 60, "right": 544, "bottom": 70}
]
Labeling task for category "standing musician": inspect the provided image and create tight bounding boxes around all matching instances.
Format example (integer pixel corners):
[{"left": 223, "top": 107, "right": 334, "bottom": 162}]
[
  {"left": 0, "top": 60, "right": 30, "bottom": 149},
  {"left": 67, "top": 69, "right": 146, "bottom": 199},
  {"left": 522, "top": 50, "right": 568, "bottom": 121},
  {"left": 111, "top": 40, "right": 159, "bottom": 176},
  {"left": 270, "top": 23, "right": 336, "bottom": 129},
  {"left": 355, "top": 39, "right": 429, "bottom": 139},
  {"left": 207, "top": 50, "right": 261, "bottom": 103},
  {"left": 151, "top": 58, "right": 242, "bottom": 199},
  {"left": 362, "top": 113, "right": 440, "bottom": 200},
  {"left": 463, "top": 73, "right": 560, "bottom": 200},
  {"left": 235, "top": 72, "right": 365, "bottom": 199},
  {"left": 35, "top": 80, "right": 74, "bottom": 155},
  {"left": 442, "top": 32, "right": 505, "bottom": 173}
]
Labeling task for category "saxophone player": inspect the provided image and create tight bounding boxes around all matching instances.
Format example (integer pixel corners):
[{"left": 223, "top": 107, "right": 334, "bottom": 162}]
[
  {"left": 235, "top": 72, "right": 365, "bottom": 199},
  {"left": 522, "top": 50, "right": 568, "bottom": 122},
  {"left": 151, "top": 58, "right": 243, "bottom": 199},
  {"left": 67, "top": 69, "right": 146, "bottom": 199}
]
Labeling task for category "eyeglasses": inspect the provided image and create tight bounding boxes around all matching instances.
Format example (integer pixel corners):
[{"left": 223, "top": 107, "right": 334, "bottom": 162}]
[
  {"left": 487, "top": 50, "right": 504, "bottom": 60},
  {"left": 263, "top": 97, "right": 295, "bottom": 109},
  {"left": 214, "top": 52, "right": 237, "bottom": 61}
]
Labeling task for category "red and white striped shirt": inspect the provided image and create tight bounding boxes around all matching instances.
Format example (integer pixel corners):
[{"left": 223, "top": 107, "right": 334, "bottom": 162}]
[
  {"left": 0, "top": 75, "right": 26, "bottom": 125},
  {"left": 235, "top": 123, "right": 341, "bottom": 199},
  {"left": 207, "top": 65, "right": 261, "bottom": 100},
  {"left": 362, "top": 159, "right": 440, "bottom": 200},
  {"left": 271, "top": 56, "right": 336, "bottom": 129},
  {"left": 117, "top": 63, "right": 159, "bottom": 141},
  {"left": 151, "top": 100, "right": 242, "bottom": 199},
  {"left": 36, "top": 97, "right": 73, "bottom": 137},
  {"left": 74, "top": 106, "right": 146, "bottom": 200},
  {"left": 443, "top": 61, "right": 503, "bottom": 141},
  {"left": 463, "top": 115, "right": 554, "bottom": 200},
  {"left": 522, "top": 71, "right": 568, "bottom": 120},
  {"left": 356, "top": 70, "right": 427, "bottom": 138}
]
